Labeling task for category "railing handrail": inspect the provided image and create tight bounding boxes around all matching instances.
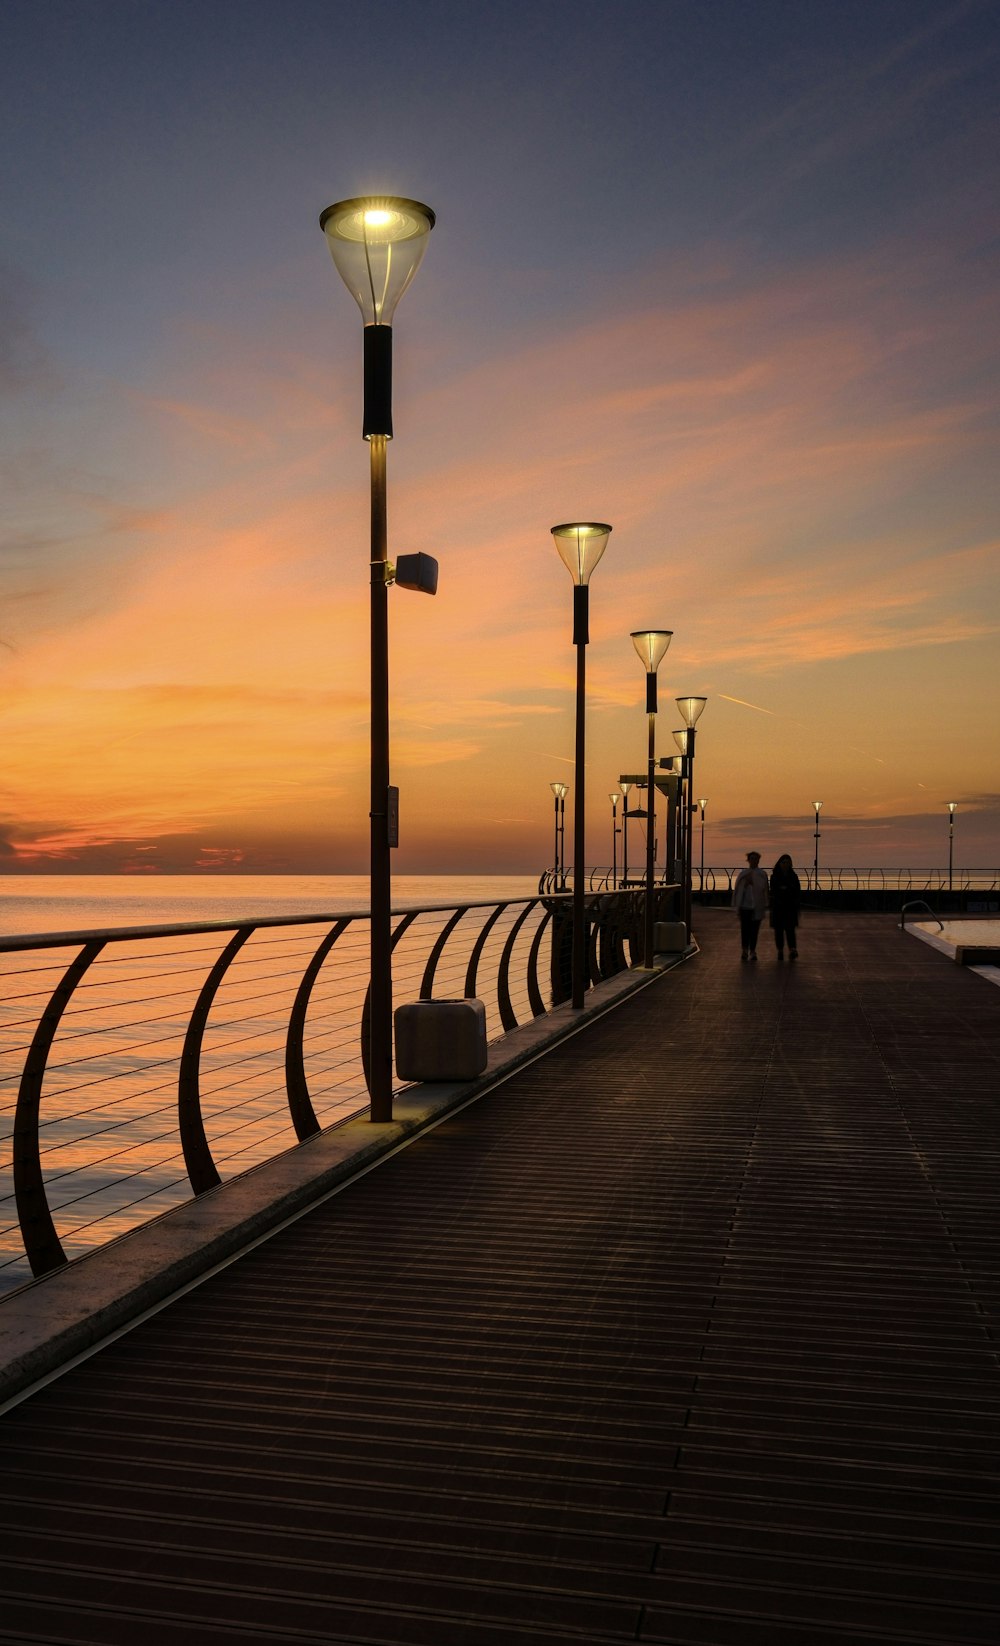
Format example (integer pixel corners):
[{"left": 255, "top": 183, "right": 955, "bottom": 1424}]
[
  {"left": 0, "top": 892, "right": 579, "bottom": 955},
  {"left": 1, "top": 886, "right": 658, "bottom": 1289}
]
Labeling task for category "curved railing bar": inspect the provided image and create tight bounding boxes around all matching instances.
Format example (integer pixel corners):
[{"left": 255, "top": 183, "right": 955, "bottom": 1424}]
[
  {"left": 419, "top": 906, "right": 469, "bottom": 1000},
  {"left": 588, "top": 905, "right": 603, "bottom": 984},
  {"left": 178, "top": 927, "right": 255, "bottom": 1194},
  {"left": 465, "top": 903, "right": 508, "bottom": 1000},
  {"left": 360, "top": 910, "right": 421, "bottom": 1095},
  {"left": 284, "top": 919, "right": 352, "bottom": 1142},
  {"left": 13, "top": 938, "right": 106, "bottom": 1277},
  {"left": 497, "top": 900, "right": 539, "bottom": 1031},
  {"left": 525, "top": 908, "right": 553, "bottom": 1018}
]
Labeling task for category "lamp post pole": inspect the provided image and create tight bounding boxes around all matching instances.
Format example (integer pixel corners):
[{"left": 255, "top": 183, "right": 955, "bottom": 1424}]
[
  {"left": 631, "top": 631, "right": 673, "bottom": 968},
  {"left": 620, "top": 781, "right": 632, "bottom": 885},
  {"left": 552, "top": 523, "right": 612, "bottom": 1010},
  {"left": 550, "top": 782, "right": 563, "bottom": 887},
  {"left": 698, "top": 798, "right": 708, "bottom": 895},
  {"left": 675, "top": 699, "right": 707, "bottom": 941},
  {"left": 610, "top": 793, "right": 620, "bottom": 887},
  {"left": 948, "top": 802, "right": 957, "bottom": 891},
  {"left": 812, "top": 800, "right": 823, "bottom": 890},
  {"left": 320, "top": 196, "right": 434, "bottom": 1123}
]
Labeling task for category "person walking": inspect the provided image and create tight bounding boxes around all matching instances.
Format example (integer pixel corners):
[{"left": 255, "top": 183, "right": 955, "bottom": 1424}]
[
  {"left": 769, "top": 853, "right": 801, "bottom": 960},
  {"left": 731, "top": 850, "right": 769, "bottom": 960}
]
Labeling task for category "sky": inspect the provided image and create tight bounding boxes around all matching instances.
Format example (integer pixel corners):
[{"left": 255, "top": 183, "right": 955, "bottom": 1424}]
[{"left": 1, "top": 0, "right": 998, "bottom": 875}]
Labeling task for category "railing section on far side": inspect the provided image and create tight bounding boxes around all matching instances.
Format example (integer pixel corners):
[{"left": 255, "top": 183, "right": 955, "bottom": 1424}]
[{"left": 0, "top": 890, "right": 644, "bottom": 1295}]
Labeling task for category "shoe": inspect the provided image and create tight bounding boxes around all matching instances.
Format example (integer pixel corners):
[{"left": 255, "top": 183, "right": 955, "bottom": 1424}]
[
  {"left": 776, "top": 949, "right": 784, "bottom": 961},
  {"left": 741, "top": 950, "right": 748, "bottom": 961},
  {"left": 749, "top": 952, "right": 757, "bottom": 962},
  {"left": 789, "top": 949, "right": 798, "bottom": 959}
]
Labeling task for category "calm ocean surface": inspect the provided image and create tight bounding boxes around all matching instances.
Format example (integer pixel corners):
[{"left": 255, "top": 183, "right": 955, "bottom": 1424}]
[{"left": 0, "top": 874, "right": 542, "bottom": 939}]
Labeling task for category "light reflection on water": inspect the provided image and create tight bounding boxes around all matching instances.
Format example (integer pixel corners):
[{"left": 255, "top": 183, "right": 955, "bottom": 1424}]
[
  {"left": 0, "top": 874, "right": 541, "bottom": 937},
  {"left": 0, "top": 876, "right": 545, "bottom": 1295}
]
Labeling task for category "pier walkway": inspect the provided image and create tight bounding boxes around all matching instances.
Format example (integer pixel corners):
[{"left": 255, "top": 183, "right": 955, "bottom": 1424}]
[{"left": 2, "top": 912, "right": 1000, "bottom": 1644}]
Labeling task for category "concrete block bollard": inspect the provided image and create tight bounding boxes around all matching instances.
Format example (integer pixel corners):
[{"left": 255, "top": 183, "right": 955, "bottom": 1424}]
[
  {"left": 653, "top": 921, "right": 688, "bottom": 954},
  {"left": 394, "top": 998, "right": 488, "bottom": 1082}
]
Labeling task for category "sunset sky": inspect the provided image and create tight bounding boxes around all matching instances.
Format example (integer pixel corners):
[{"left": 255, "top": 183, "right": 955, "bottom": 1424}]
[{"left": 2, "top": 0, "right": 998, "bottom": 874}]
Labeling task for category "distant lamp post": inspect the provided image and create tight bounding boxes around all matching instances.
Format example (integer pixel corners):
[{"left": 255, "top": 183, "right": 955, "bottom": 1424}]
[
  {"left": 947, "top": 801, "right": 958, "bottom": 890},
  {"left": 609, "top": 793, "right": 621, "bottom": 887},
  {"left": 549, "top": 781, "right": 568, "bottom": 887},
  {"left": 675, "top": 698, "right": 707, "bottom": 939},
  {"left": 320, "top": 194, "right": 435, "bottom": 1123},
  {"left": 620, "top": 781, "right": 633, "bottom": 886},
  {"left": 812, "top": 801, "right": 823, "bottom": 888},
  {"left": 552, "top": 522, "right": 612, "bottom": 1010},
  {"left": 698, "top": 798, "right": 708, "bottom": 895},
  {"left": 631, "top": 629, "right": 673, "bottom": 968}
]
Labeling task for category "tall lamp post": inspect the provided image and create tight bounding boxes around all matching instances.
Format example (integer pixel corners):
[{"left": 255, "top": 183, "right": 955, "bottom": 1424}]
[
  {"left": 698, "top": 798, "right": 708, "bottom": 895},
  {"left": 620, "top": 781, "right": 633, "bottom": 885},
  {"left": 675, "top": 698, "right": 707, "bottom": 940},
  {"left": 320, "top": 196, "right": 435, "bottom": 1122},
  {"left": 947, "top": 801, "right": 958, "bottom": 890},
  {"left": 549, "top": 781, "right": 568, "bottom": 887},
  {"left": 609, "top": 793, "right": 621, "bottom": 887},
  {"left": 631, "top": 630, "right": 673, "bottom": 968},
  {"left": 812, "top": 800, "right": 823, "bottom": 889},
  {"left": 552, "top": 522, "right": 612, "bottom": 1010}
]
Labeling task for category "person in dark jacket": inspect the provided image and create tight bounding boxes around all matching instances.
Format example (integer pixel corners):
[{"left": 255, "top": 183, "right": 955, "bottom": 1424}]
[{"left": 769, "top": 854, "right": 801, "bottom": 959}]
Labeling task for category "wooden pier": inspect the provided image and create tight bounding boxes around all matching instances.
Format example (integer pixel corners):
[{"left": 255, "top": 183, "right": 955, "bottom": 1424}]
[{"left": 1, "top": 911, "right": 999, "bottom": 1643}]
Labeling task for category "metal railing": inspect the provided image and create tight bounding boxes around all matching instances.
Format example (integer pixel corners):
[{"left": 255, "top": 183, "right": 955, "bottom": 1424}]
[
  {"left": 544, "top": 866, "right": 1000, "bottom": 896},
  {"left": 1, "top": 890, "right": 643, "bottom": 1294},
  {"left": 694, "top": 867, "right": 1000, "bottom": 895}
]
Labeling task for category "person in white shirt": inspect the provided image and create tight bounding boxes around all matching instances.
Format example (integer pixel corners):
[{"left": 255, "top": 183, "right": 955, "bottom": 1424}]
[{"left": 731, "top": 851, "right": 769, "bottom": 961}]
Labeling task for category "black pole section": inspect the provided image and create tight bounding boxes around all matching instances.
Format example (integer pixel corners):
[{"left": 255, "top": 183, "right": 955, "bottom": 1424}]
[
  {"left": 363, "top": 325, "right": 393, "bottom": 440},
  {"left": 572, "top": 584, "right": 589, "bottom": 1008},
  {"left": 369, "top": 434, "right": 393, "bottom": 1121},
  {"left": 644, "top": 707, "right": 656, "bottom": 968},
  {"left": 684, "top": 730, "right": 696, "bottom": 940}
]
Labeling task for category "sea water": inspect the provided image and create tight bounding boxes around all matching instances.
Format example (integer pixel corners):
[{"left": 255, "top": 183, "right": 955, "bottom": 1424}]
[{"left": 0, "top": 874, "right": 542, "bottom": 940}]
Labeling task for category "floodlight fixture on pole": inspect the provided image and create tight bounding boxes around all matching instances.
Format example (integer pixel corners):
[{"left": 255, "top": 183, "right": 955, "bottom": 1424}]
[
  {"left": 947, "top": 801, "right": 958, "bottom": 890},
  {"left": 631, "top": 629, "right": 673, "bottom": 968},
  {"left": 553, "top": 523, "right": 612, "bottom": 1009},
  {"left": 320, "top": 194, "right": 435, "bottom": 1123},
  {"left": 812, "top": 801, "right": 823, "bottom": 887}
]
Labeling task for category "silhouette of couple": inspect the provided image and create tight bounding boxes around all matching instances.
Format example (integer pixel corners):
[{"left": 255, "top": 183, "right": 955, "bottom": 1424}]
[{"left": 732, "top": 851, "right": 801, "bottom": 961}]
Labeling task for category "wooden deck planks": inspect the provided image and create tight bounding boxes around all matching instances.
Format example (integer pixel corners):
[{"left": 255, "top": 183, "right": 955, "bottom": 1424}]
[{"left": 0, "top": 911, "right": 999, "bottom": 1643}]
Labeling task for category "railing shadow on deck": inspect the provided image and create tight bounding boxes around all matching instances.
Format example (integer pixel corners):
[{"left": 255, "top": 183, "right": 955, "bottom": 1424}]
[{"left": 1, "top": 888, "right": 656, "bottom": 1295}]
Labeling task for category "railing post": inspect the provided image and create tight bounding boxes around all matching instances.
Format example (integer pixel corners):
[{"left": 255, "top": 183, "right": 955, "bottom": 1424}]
[
  {"left": 285, "top": 920, "right": 350, "bottom": 1141},
  {"left": 179, "top": 928, "right": 254, "bottom": 1193},
  {"left": 13, "top": 939, "right": 105, "bottom": 1277}
]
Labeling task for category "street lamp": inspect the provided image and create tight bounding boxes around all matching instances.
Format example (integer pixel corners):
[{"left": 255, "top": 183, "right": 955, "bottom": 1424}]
[
  {"left": 549, "top": 781, "right": 568, "bottom": 887},
  {"left": 812, "top": 800, "right": 823, "bottom": 888},
  {"left": 552, "top": 522, "right": 612, "bottom": 1010},
  {"left": 320, "top": 195, "right": 435, "bottom": 1122},
  {"left": 698, "top": 798, "right": 708, "bottom": 895},
  {"left": 619, "top": 781, "right": 633, "bottom": 886},
  {"left": 631, "top": 629, "right": 673, "bottom": 968},
  {"left": 609, "top": 793, "right": 621, "bottom": 887},
  {"left": 947, "top": 801, "right": 958, "bottom": 890},
  {"left": 675, "top": 698, "right": 707, "bottom": 940}
]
